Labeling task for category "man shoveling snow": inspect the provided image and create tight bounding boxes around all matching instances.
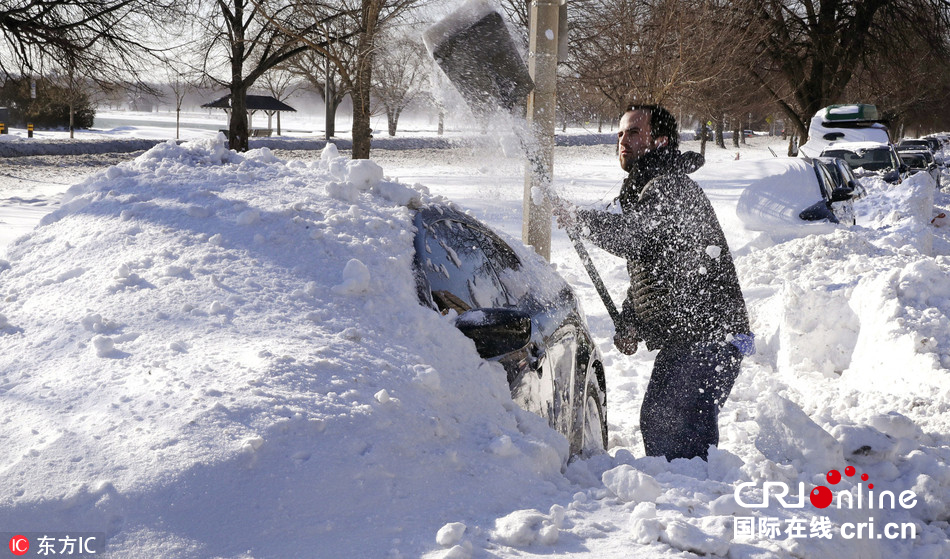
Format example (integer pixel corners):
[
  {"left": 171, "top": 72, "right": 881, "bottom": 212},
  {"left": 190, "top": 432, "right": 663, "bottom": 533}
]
[{"left": 554, "top": 104, "right": 754, "bottom": 461}]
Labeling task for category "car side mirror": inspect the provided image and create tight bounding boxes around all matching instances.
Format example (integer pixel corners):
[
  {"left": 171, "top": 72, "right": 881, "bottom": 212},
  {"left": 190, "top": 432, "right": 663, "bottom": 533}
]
[
  {"left": 799, "top": 201, "right": 837, "bottom": 222},
  {"left": 830, "top": 187, "right": 854, "bottom": 202},
  {"left": 454, "top": 308, "right": 532, "bottom": 358}
]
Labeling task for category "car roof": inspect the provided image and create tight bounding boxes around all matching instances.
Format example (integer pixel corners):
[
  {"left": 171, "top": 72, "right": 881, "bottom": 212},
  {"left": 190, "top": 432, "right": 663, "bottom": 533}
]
[{"left": 820, "top": 141, "right": 894, "bottom": 154}]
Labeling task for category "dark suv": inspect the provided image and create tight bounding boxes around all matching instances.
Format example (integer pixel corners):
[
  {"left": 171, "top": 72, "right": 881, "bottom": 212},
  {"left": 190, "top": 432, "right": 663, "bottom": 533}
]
[
  {"left": 821, "top": 142, "right": 907, "bottom": 184},
  {"left": 412, "top": 203, "right": 607, "bottom": 456}
]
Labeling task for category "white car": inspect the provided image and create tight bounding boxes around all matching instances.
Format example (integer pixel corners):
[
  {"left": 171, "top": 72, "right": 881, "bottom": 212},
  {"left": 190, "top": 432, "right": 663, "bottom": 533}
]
[
  {"left": 692, "top": 156, "right": 857, "bottom": 252},
  {"left": 798, "top": 104, "right": 891, "bottom": 159}
]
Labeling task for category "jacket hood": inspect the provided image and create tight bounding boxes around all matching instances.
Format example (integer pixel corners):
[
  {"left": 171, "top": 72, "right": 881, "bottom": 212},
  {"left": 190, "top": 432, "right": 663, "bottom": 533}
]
[{"left": 628, "top": 147, "right": 705, "bottom": 187}]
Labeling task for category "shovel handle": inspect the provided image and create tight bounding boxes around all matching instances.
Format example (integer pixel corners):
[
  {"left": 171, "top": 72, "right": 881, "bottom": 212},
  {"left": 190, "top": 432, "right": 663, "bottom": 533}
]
[
  {"left": 543, "top": 189, "right": 622, "bottom": 329},
  {"left": 562, "top": 219, "right": 623, "bottom": 330}
]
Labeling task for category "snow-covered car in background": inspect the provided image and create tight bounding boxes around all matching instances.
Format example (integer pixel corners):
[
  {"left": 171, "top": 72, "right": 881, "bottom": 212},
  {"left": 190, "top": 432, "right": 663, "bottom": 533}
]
[
  {"left": 807, "top": 156, "right": 865, "bottom": 224},
  {"left": 412, "top": 203, "right": 607, "bottom": 456},
  {"left": 800, "top": 157, "right": 859, "bottom": 224},
  {"left": 820, "top": 141, "right": 907, "bottom": 184},
  {"left": 901, "top": 136, "right": 947, "bottom": 166},
  {"left": 897, "top": 148, "right": 941, "bottom": 187},
  {"left": 691, "top": 156, "right": 860, "bottom": 251},
  {"left": 897, "top": 138, "right": 938, "bottom": 154},
  {"left": 798, "top": 104, "right": 891, "bottom": 159},
  {"left": 820, "top": 155, "right": 867, "bottom": 200}
]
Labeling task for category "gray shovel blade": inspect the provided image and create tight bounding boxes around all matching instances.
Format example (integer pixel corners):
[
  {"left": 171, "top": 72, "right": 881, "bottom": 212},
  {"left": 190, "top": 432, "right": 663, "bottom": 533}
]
[{"left": 424, "top": 7, "right": 534, "bottom": 116}]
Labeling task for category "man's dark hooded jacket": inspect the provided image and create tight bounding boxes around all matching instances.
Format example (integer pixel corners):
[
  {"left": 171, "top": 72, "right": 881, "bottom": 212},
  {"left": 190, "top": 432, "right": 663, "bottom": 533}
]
[{"left": 575, "top": 146, "right": 750, "bottom": 351}]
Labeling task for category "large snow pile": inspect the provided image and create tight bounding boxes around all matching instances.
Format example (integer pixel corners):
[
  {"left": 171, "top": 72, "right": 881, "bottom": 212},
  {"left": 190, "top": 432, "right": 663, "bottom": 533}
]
[{"left": 0, "top": 136, "right": 571, "bottom": 558}]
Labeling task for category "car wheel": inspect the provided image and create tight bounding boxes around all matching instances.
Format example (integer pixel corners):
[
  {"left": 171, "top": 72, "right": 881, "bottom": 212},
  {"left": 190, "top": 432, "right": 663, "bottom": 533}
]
[{"left": 574, "top": 372, "right": 607, "bottom": 457}]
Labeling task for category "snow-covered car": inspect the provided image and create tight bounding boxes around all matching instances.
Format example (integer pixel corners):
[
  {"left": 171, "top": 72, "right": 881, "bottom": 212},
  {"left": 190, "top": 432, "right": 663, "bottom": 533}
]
[
  {"left": 897, "top": 138, "right": 937, "bottom": 154},
  {"left": 691, "top": 156, "right": 859, "bottom": 251},
  {"left": 801, "top": 157, "right": 859, "bottom": 224},
  {"left": 898, "top": 149, "right": 941, "bottom": 187},
  {"left": 412, "top": 203, "right": 607, "bottom": 456},
  {"left": 798, "top": 104, "right": 891, "bottom": 159},
  {"left": 820, "top": 155, "right": 867, "bottom": 200},
  {"left": 819, "top": 141, "right": 906, "bottom": 184}
]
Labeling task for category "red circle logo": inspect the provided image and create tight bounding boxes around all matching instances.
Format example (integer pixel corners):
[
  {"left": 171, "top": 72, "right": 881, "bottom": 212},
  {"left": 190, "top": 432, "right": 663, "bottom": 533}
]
[
  {"left": 826, "top": 469, "right": 841, "bottom": 484},
  {"left": 809, "top": 486, "right": 833, "bottom": 508},
  {"left": 9, "top": 535, "right": 29, "bottom": 556}
]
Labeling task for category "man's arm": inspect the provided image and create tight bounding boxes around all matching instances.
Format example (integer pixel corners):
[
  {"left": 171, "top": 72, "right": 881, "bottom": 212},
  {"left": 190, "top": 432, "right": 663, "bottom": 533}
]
[{"left": 571, "top": 209, "right": 638, "bottom": 258}]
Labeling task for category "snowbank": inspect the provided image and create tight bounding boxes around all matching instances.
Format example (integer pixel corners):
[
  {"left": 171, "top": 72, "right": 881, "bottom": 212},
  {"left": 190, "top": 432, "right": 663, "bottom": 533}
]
[
  {"left": 0, "top": 136, "right": 572, "bottom": 557},
  {"left": 0, "top": 128, "right": 614, "bottom": 158}
]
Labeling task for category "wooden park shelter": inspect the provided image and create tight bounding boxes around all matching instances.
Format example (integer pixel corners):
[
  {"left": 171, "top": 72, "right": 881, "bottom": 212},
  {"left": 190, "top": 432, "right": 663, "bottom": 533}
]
[{"left": 201, "top": 94, "right": 296, "bottom": 136}]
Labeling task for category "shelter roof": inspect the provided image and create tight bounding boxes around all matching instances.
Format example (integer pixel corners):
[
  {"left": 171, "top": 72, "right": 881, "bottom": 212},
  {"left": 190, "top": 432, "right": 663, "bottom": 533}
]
[{"left": 201, "top": 94, "right": 296, "bottom": 112}]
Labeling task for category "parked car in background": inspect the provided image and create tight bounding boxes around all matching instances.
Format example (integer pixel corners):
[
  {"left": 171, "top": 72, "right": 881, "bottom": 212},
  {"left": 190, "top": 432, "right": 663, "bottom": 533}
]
[
  {"left": 922, "top": 137, "right": 942, "bottom": 153},
  {"left": 820, "top": 141, "right": 907, "bottom": 184},
  {"left": 897, "top": 138, "right": 937, "bottom": 154},
  {"left": 799, "top": 104, "right": 891, "bottom": 159},
  {"left": 412, "top": 203, "right": 607, "bottom": 456},
  {"left": 897, "top": 149, "right": 941, "bottom": 187},
  {"left": 692, "top": 156, "right": 862, "bottom": 252},
  {"left": 927, "top": 134, "right": 950, "bottom": 148}
]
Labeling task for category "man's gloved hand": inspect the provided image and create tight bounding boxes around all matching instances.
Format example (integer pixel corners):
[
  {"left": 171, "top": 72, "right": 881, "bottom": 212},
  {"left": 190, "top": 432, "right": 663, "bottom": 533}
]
[
  {"left": 550, "top": 196, "right": 576, "bottom": 230},
  {"left": 613, "top": 321, "right": 638, "bottom": 355}
]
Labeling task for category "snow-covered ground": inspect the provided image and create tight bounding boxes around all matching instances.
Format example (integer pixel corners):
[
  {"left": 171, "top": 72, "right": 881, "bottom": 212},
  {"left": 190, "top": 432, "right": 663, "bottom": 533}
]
[{"left": 0, "top": 112, "right": 948, "bottom": 558}]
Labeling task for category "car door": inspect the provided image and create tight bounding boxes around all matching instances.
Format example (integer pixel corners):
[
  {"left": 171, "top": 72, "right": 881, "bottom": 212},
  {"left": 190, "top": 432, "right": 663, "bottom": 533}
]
[{"left": 416, "top": 212, "right": 560, "bottom": 426}]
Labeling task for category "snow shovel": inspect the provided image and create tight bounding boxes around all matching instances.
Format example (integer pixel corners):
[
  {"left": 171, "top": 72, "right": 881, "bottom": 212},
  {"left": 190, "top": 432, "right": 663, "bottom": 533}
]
[
  {"left": 423, "top": 2, "right": 624, "bottom": 330},
  {"left": 422, "top": 0, "right": 534, "bottom": 117},
  {"left": 557, "top": 209, "right": 623, "bottom": 328}
]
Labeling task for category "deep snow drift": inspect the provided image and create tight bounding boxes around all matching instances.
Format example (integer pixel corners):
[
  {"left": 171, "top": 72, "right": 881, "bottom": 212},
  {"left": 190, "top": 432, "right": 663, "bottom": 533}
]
[
  {"left": 0, "top": 138, "right": 573, "bottom": 557},
  {"left": 0, "top": 131, "right": 948, "bottom": 558}
]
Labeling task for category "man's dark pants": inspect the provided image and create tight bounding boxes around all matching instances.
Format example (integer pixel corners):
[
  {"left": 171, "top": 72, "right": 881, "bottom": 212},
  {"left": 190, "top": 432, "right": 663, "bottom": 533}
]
[{"left": 640, "top": 341, "right": 742, "bottom": 461}]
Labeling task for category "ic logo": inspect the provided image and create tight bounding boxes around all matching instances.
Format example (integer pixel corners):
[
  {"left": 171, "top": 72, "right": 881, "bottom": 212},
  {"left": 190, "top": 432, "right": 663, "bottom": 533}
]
[{"left": 8, "top": 535, "right": 29, "bottom": 556}]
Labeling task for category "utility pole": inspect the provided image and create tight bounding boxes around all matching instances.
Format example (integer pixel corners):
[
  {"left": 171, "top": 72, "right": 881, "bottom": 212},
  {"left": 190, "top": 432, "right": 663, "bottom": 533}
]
[
  {"left": 325, "top": 53, "right": 332, "bottom": 140},
  {"left": 522, "top": 0, "right": 560, "bottom": 261}
]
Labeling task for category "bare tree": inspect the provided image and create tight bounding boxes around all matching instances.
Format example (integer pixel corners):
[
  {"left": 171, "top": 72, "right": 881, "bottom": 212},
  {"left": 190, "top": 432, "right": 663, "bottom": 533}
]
[
  {"left": 165, "top": 62, "right": 201, "bottom": 139},
  {"left": 260, "top": 66, "right": 304, "bottom": 134},
  {"left": 841, "top": 15, "right": 950, "bottom": 135},
  {"left": 288, "top": 49, "right": 352, "bottom": 137},
  {"left": 0, "top": 0, "right": 185, "bottom": 86},
  {"left": 730, "top": 0, "right": 950, "bottom": 138},
  {"left": 371, "top": 32, "right": 427, "bottom": 136},
  {"left": 565, "top": 0, "right": 699, "bottom": 114},
  {"left": 257, "top": 0, "right": 425, "bottom": 157},
  {"left": 199, "top": 0, "right": 334, "bottom": 151}
]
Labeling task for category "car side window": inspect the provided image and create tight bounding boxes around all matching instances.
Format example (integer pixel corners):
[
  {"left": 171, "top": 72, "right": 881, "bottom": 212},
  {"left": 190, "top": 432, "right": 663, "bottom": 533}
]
[
  {"left": 421, "top": 218, "right": 519, "bottom": 312},
  {"left": 814, "top": 162, "right": 836, "bottom": 199}
]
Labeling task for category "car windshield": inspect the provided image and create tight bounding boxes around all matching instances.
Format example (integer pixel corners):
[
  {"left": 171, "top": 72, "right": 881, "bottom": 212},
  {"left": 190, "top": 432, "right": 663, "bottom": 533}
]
[
  {"left": 900, "top": 153, "right": 927, "bottom": 169},
  {"left": 823, "top": 148, "right": 894, "bottom": 172},
  {"left": 421, "top": 218, "right": 520, "bottom": 312}
]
